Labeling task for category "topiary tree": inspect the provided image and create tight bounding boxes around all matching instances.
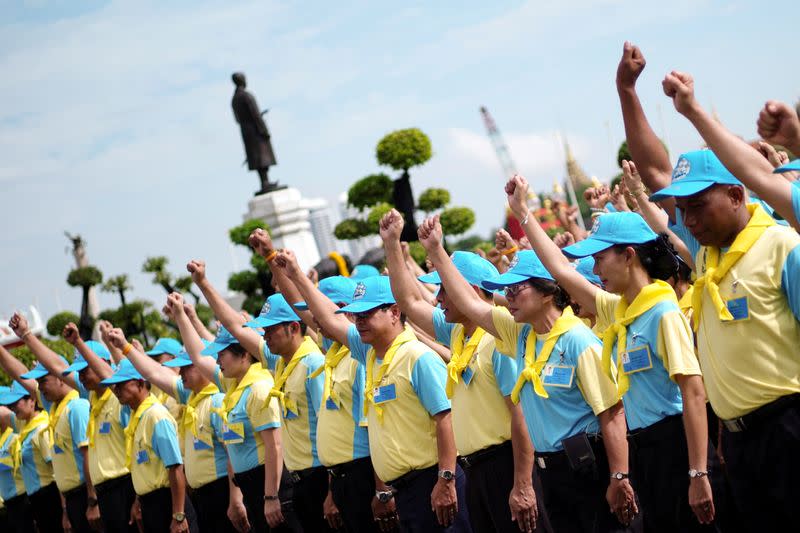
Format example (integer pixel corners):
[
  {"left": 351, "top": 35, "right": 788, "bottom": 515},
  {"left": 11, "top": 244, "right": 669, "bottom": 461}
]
[
  {"left": 366, "top": 202, "right": 394, "bottom": 233},
  {"left": 102, "top": 274, "right": 131, "bottom": 307},
  {"left": 417, "top": 188, "right": 450, "bottom": 213},
  {"left": 333, "top": 218, "right": 372, "bottom": 240},
  {"left": 346, "top": 174, "right": 393, "bottom": 211},
  {"left": 67, "top": 265, "right": 103, "bottom": 340},
  {"left": 46, "top": 311, "right": 80, "bottom": 337},
  {"left": 439, "top": 207, "right": 475, "bottom": 237},
  {"left": 226, "top": 219, "right": 274, "bottom": 316}
]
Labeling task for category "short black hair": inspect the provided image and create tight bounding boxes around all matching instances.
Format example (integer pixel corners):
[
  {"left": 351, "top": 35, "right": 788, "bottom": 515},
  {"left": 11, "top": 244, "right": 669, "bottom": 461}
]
[
  {"left": 613, "top": 233, "right": 679, "bottom": 281},
  {"left": 528, "top": 278, "right": 571, "bottom": 310}
]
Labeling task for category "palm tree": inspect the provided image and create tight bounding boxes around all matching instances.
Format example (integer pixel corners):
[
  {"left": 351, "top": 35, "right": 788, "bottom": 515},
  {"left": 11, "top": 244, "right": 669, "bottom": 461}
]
[{"left": 102, "top": 274, "right": 132, "bottom": 307}]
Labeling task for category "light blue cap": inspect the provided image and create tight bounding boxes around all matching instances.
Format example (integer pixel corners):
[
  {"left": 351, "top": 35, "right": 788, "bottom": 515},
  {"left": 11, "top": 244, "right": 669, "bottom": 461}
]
[
  {"left": 21, "top": 356, "right": 70, "bottom": 380},
  {"left": 562, "top": 212, "right": 657, "bottom": 259},
  {"left": 294, "top": 276, "right": 358, "bottom": 310},
  {"left": 336, "top": 276, "right": 396, "bottom": 314},
  {"left": 482, "top": 250, "right": 555, "bottom": 290},
  {"left": 146, "top": 338, "right": 183, "bottom": 357},
  {"left": 62, "top": 341, "right": 112, "bottom": 374},
  {"left": 201, "top": 325, "right": 239, "bottom": 356},
  {"left": 350, "top": 264, "right": 380, "bottom": 280},
  {"left": 100, "top": 359, "right": 143, "bottom": 385},
  {"left": 650, "top": 150, "right": 742, "bottom": 201},
  {"left": 574, "top": 257, "right": 602, "bottom": 286},
  {"left": 162, "top": 350, "right": 193, "bottom": 368},
  {"left": 0, "top": 381, "right": 30, "bottom": 406},
  {"left": 418, "top": 251, "right": 499, "bottom": 288},
  {"left": 774, "top": 159, "right": 800, "bottom": 173},
  {"left": 244, "top": 294, "right": 302, "bottom": 329}
]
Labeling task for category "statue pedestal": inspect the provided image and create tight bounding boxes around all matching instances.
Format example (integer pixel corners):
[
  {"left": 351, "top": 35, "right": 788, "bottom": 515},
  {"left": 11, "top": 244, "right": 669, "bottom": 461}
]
[{"left": 245, "top": 187, "right": 321, "bottom": 271}]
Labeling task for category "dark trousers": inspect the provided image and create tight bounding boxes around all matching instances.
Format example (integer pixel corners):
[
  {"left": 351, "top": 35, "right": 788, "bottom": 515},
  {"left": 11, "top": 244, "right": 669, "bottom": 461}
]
[
  {"left": 139, "top": 487, "right": 199, "bottom": 533},
  {"left": 721, "top": 398, "right": 800, "bottom": 532},
  {"left": 64, "top": 485, "right": 91, "bottom": 533},
  {"left": 629, "top": 414, "right": 718, "bottom": 533},
  {"left": 3, "top": 493, "right": 35, "bottom": 533},
  {"left": 460, "top": 441, "right": 551, "bottom": 533},
  {"left": 537, "top": 437, "right": 637, "bottom": 533},
  {"left": 234, "top": 464, "right": 302, "bottom": 532},
  {"left": 291, "top": 465, "right": 334, "bottom": 532},
  {"left": 390, "top": 464, "right": 471, "bottom": 533},
  {"left": 329, "top": 456, "right": 383, "bottom": 533},
  {"left": 192, "top": 476, "right": 237, "bottom": 533},
  {"left": 95, "top": 474, "right": 137, "bottom": 533},
  {"left": 29, "top": 482, "right": 64, "bottom": 533}
]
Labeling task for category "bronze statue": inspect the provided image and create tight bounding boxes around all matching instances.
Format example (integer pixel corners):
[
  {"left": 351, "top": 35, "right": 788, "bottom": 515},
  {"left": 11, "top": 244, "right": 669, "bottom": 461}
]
[{"left": 231, "top": 72, "right": 281, "bottom": 194}]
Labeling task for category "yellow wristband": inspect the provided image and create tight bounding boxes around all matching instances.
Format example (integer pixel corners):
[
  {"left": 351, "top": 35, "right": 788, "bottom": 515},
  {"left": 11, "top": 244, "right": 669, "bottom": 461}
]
[
  {"left": 122, "top": 343, "right": 133, "bottom": 355},
  {"left": 265, "top": 250, "right": 278, "bottom": 262},
  {"left": 500, "top": 246, "right": 518, "bottom": 256}
]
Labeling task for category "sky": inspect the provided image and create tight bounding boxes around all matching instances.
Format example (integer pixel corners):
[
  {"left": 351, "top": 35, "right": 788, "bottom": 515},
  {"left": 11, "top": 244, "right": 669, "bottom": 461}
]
[{"left": 1, "top": 0, "right": 798, "bottom": 328}]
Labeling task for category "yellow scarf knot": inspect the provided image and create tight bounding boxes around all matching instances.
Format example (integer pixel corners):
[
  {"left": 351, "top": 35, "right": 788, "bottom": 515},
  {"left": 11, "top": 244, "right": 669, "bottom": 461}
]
[
  {"left": 309, "top": 342, "right": 350, "bottom": 404},
  {"left": 182, "top": 382, "right": 219, "bottom": 445},
  {"left": 445, "top": 327, "right": 486, "bottom": 398},
  {"left": 124, "top": 394, "right": 158, "bottom": 468},
  {"left": 87, "top": 388, "right": 112, "bottom": 448},
  {"left": 49, "top": 389, "right": 79, "bottom": 449},
  {"left": 12, "top": 411, "right": 49, "bottom": 474},
  {"left": 365, "top": 327, "right": 417, "bottom": 423},
  {"left": 214, "top": 363, "right": 268, "bottom": 425},
  {"left": 268, "top": 337, "right": 319, "bottom": 417}
]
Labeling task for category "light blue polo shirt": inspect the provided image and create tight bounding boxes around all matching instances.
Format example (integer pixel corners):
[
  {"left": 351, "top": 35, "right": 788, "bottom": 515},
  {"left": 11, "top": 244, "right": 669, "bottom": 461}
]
[{"left": 174, "top": 379, "right": 228, "bottom": 483}]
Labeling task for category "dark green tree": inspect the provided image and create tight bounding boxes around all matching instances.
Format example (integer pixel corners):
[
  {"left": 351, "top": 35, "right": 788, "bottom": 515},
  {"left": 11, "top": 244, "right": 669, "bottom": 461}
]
[
  {"left": 376, "top": 128, "right": 433, "bottom": 172},
  {"left": 227, "top": 219, "right": 274, "bottom": 316},
  {"left": 67, "top": 265, "right": 102, "bottom": 339},
  {"left": 3, "top": 339, "right": 73, "bottom": 386},
  {"left": 46, "top": 311, "right": 80, "bottom": 337},
  {"left": 102, "top": 274, "right": 131, "bottom": 307},
  {"left": 142, "top": 256, "right": 177, "bottom": 294},
  {"left": 346, "top": 174, "right": 393, "bottom": 211},
  {"left": 417, "top": 188, "right": 450, "bottom": 213}
]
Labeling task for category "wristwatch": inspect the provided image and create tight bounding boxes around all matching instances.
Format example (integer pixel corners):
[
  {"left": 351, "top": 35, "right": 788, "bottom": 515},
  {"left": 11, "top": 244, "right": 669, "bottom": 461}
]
[
  {"left": 438, "top": 469, "right": 455, "bottom": 481},
  {"left": 688, "top": 469, "right": 708, "bottom": 479},
  {"left": 263, "top": 494, "right": 279, "bottom": 501},
  {"left": 87, "top": 497, "right": 99, "bottom": 508},
  {"left": 172, "top": 512, "right": 186, "bottom": 523},
  {"left": 375, "top": 490, "right": 394, "bottom": 503},
  {"left": 610, "top": 472, "right": 629, "bottom": 480}
]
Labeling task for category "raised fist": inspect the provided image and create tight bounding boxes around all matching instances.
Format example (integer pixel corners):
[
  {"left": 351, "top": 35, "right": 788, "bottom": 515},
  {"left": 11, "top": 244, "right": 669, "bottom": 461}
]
[
  {"left": 757, "top": 100, "right": 800, "bottom": 151},
  {"left": 107, "top": 328, "right": 128, "bottom": 350},
  {"left": 248, "top": 228, "right": 274, "bottom": 257},
  {"left": 504, "top": 175, "right": 530, "bottom": 220},
  {"left": 495, "top": 229, "right": 516, "bottom": 252},
  {"left": 616, "top": 41, "right": 646, "bottom": 90},
  {"left": 62, "top": 323, "right": 81, "bottom": 345},
  {"left": 417, "top": 215, "right": 443, "bottom": 252},
  {"left": 166, "top": 292, "right": 186, "bottom": 317},
  {"left": 186, "top": 260, "right": 206, "bottom": 284},
  {"left": 8, "top": 313, "right": 29, "bottom": 338},
  {"left": 662, "top": 70, "right": 697, "bottom": 116},
  {"left": 379, "top": 209, "right": 404, "bottom": 243}
]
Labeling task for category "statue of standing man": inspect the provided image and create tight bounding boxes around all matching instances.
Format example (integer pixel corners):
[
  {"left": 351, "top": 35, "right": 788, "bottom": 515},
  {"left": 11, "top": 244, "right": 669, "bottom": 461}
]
[{"left": 231, "top": 72, "right": 281, "bottom": 194}]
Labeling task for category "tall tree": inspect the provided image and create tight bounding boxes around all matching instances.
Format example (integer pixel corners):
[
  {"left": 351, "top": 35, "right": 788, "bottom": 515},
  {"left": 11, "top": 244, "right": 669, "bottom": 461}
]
[
  {"left": 66, "top": 265, "right": 103, "bottom": 339},
  {"left": 102, "top": 274, "right": 131, "bottom": 307}
]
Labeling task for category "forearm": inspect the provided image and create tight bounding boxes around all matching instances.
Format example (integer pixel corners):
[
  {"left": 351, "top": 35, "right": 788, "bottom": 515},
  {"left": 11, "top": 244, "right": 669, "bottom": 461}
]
[
  {"left": 598, "top": 402, "right": 629, "bottom": 473},
  {"left": 272, "top": 271, "right": 317, "bottom": 332},
  {"left": 82, "top": 447, "right": 96, "bottom": 499},
  {"left": 679, "top": 375, "right": 709, "bottom": 471},
  {"left": 168, "top": 465, "right": 186, "bottom": 514},
  {"left": 287, "top": 268, "right": 351, "bottom": 345},
  {"left": 173, "top": 313, "right": 218, "bottom": 382},
  {"left": 75, "top": 338, "right": 113, "bottom": 380},
  {"left": 507, "top": 400, "right": 534, "bottom": 487},
  {"left": 188, "top": 313, "right": 215, "bottom": 342},
  {"left": 618, "top": 87, "right": 673, "bottom": 191},
  {"left": 385, "top": 240, "right": 437, "bottom": 338},
  {"left": 434, "top": 411, "right": 457, "bottom": 472},
  {"left": 0, "top": 345, "right": 36, "bottom": 385},
  {"left": 23, "top": 335, "right": 69, "bottom": 375},
  {"left": 196, "top": 278, "right": 246, "bottom": 332},
  {"left": 125, "top": 346, "right": 178, "bottom": 396},
  {"left": 260, "top": 429, "right": 283, "bottom": 497}
]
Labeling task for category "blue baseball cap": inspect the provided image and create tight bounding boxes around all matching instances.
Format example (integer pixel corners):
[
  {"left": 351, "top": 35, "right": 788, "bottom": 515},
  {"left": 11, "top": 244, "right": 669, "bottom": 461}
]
[
  {"left": 774, "top": 159, "right": 800, "bottom": 173},
  {"left": 562, "top": 212, "right": 657, "bottom": 259},
  {"left": 418, "top": 251, "right": 499, "bottom": 288},
  {"left": 0, "top": 382, "right": 31, "bottom": 406},
  {"left": 574, "top": 257, "right": 602, "bottom": 286},
  {"left": 350, "top": 264, "right": 380, "bottom": 280},
  {"left": 336, "top": 276, "right": 396, "bottom": 314},
  {"left": 162, "top": 349, "right": 194, "bottom": 368},
  {"left": 201, "top": 325, "right": 240, "bottom": 356},
  {"left": 244, "top": 294, "right": 302, "bottom": 329},
  {"left": 20, "top": 356, "right": 70, "bottom": 380},
  {"left": 146, "top": 338, "right": 183, "bottom": 357},
  {"left": 294, "top": 276, "right": 358, "bottom": 310},
  {"left": 62, "top": 341, "right": 112, "bottom": 375},
  {"left": 649, "top": 150, "right": 742, "bottom": 201},
  {"left": 482, "top": 250, "right": 555, "bottom": 290},
  {"left": 100, "top": 359, "right": 143, "bottom": 385}
]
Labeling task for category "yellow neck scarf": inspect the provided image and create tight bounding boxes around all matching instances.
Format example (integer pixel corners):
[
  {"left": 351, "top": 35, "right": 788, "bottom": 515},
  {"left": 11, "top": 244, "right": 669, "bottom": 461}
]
[
  {"left": 446, "top": 327, "right": 487, "bottom": 398},
  {"left": 602, "top": 280, "right": 677, "bottom": 397},
  {"left": 124, "top": 394, "right": 158, "bottom": 467},
  {"left": 87, "top": 388, "right": 112, "bottom": 448},
  {"left": 268, "top": 337, "right": 318, "bottom": 416},
  {"left": 678, "top": 286, "right": 694, "bottom": 317},
  {"left": 309, "top": 342, "right": 351, "bottom": 404},
  {"left": 13, "top": 411, "right": 49, "bottom": 473},
  {"left": 511, "top": 307, "right": 583, "bottom": 403},
  {"left": 365, "top": 327, "right": 417, "bottom": 423},
  {"left": 49, "top": 389, "right": 79, "bottom": 447},
  {"left": 217, "top": 363, "right": 267, "bottom": 424},
  {"left": 0, "top": 427, "right": 15, "bottom": 471},
  {"left": 692, "top": 204, "right": 775, "bottom": 330},
  {"left": 182, "top": 382, "right": 219, "bottom": 444}
]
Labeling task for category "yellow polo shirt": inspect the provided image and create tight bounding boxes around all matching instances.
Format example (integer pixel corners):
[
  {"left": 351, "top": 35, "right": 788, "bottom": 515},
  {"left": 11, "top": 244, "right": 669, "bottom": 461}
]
[
  {"left": 87, "top": 389, "right": 130, "bottom": 485},
  {"left": 695, "top": 224, "right": 800, "bottom": 419},
  {"left": 50, "top": 395, "right": 90, "bottom": 492},
  {"left": 130, "top": 402, "right": 183, "bottom": 496}
]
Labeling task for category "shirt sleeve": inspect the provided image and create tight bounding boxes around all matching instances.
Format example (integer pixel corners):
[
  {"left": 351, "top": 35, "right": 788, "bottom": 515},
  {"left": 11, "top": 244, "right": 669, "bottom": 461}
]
[
  {"left": 657, "top": 310, "right": 701, "bottom": 379},
  {"left": 670, "top": 209, "right": 701, "bottom": 261},
  {"left": 151, "top": 418, "right": 182, "bottom": 467},
  {"left": 68, "top": 400, "right": 90, "bottom": 448},
  {"left": 594, "top": 290, "right": 620, "bottom": 333},
  {"left": 410, "top": 352, "right": 451, "bottom": 416},
  {"left": 173, "top": 378, "right": 191, "bottom": 405},
  {"left": 119, "top": 405, "right": 131, "bottom": 429},
  {"left": 491, "top": 349, "right": 518, "bottom": 397},
  {"left": 793, "top": 182, "right": 800, "bottom": 224},
  {"left": 491, "top": 306, "right": 524, "bottom": 357},
  {"left": 346, "top": 324, "right": 369, "bottom": 365},
  {"left": 305, "top": 357, "right": 325, "bottom": 417},
  {"left": 781, "top": 244, "right": 800, "bottom": 323},
  {"left": 74, "top": 376, "right": 89, "bottom": 400},
  {"left": 37, "top": 427, "right": 52, "bottom": 463},
  {"left": 246, "top": 382, "right": 281, "bottom": 432},
  {"left": 431, "top": 308, "right": 455, "bottom": 347},
  {"left": 259, "top": 340, "right": 279, "bottom": 371},
  {"left": 575, "top": 343, "right": 619, "bottom": 415}
]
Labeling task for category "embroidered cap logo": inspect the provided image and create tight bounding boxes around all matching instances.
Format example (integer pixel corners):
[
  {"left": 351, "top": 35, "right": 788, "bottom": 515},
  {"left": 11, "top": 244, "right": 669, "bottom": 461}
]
[
  {"left": 353, "top": 282, "right": 367, "bottom": 300},
  {"left": 672, "top": 157, "right": 691, "bottom": 181},
  {"left": 260, "top": 302, "right": 271, "bottom": 315}
]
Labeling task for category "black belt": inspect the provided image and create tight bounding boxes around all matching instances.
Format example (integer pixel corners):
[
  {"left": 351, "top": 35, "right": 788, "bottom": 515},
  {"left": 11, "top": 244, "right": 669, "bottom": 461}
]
[
  {"left": 327, "top": 456, "right": 371, "bottom": 479},
  {"left": 290, "top": 465, "right": 325, "bottom": 483},
  {"left": 457, "top": 440, "right": 511, "bottom": 469},
  {"left": 721, "top": 394, "right": 800, "bottom": 433},
  {"left": 138, "top": 486, "right": 170, "bottom": 505},
  {"left": 94, "top": 473, "right": 132, "bottom": 496},
  {"left": 627, "top": 414, "right": 683, "bottom": 447},
  {"left": 62, "top": 484, "right": 87, "bottom": 498},
  {"left": 387, "top": 464, "right": 437, "bottom": 491}
]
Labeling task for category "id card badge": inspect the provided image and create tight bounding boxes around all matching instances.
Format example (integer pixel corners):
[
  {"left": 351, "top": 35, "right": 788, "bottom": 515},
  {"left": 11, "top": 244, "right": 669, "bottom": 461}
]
[
  {"left": 192, "top": 437, "right": 212, "bottom": 451},
  {"left": 726, "top": 296, "right": 750, "bottom": 321},
  {"left": 373, "top": 383, "right": 397, "bottom": 404},
  {"left": 222, "top": 422, "right": 245, "bottom": 445},
  {"left": 622, "top": 344, "right": 653, "bottom": 375},
  {"left": 136, "top": 450, "right": 149, "bottom": 464},
  {"left": 461, "top": 366, "right": 475, "bottom": 386},
  {"left": 325, "top": 397, "right": 340, "bottom": 410},
  {"left": 542, "top": 364, "right": 574, "bottom": 388},
  {"left": 98, "top": 422, "right": 112, "bottom": 434}
]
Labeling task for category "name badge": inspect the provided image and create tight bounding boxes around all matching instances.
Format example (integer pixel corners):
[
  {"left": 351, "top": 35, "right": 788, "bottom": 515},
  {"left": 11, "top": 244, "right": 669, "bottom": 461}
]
[
  {"left": 99, "top": 422, "right": 112, "bottom": 434},
  {"left": 325, "top": 397, "right": 340, "bottom": 410},
  {"left": 461, "top": 366, "right": 475, "bottom": 386},
  {"left": 53, "top": 444, "right": 65, "bottom": 455},
  {"left": 726, "top": 296, "right": 750, "bottom": 321},
  {"left": 622, "top": 344, "right": 653, "bottom": 375},
  {"left": 373, "top": 383, "right": 397, "bottom": 404},
  {"left": 542, "top": 364, "right": 574, "bottom": 388},
  {"left": 136, "top": 450, "right": 149, "bottom": 464},
  {"left": 192, "top": 437, "right": 212, "bottom": 451},
  {"left": 222, "top": 422, "right": 245, "bottom": 444}
]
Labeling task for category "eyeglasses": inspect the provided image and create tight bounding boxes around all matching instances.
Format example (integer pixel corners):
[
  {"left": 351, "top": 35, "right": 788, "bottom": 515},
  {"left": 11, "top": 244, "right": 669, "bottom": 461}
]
[
  {"left": 504, "top": 283, "right": 532, "bottom": 299},
  {"left": 352, "top": 305, "right": 390, "bottom": 320}
]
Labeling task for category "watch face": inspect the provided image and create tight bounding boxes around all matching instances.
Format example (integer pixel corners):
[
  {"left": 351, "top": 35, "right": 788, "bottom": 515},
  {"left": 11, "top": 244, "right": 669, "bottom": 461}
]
[{"left": 440, "top": 470, "right": 454, "bottom": 480}]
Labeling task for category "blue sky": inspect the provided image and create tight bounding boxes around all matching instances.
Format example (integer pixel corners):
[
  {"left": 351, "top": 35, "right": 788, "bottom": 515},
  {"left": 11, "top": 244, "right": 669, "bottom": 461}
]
[{"left": 1, "top": 0, "right": 797, "bottom": 327}]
